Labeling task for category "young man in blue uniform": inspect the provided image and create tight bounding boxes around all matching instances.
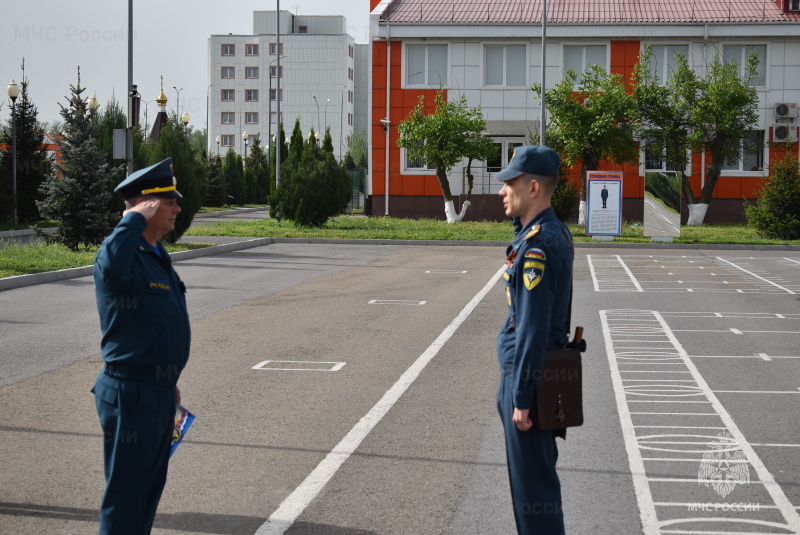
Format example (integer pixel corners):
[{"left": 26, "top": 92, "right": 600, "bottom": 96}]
[
  {"left": 495, "top": 145, "right": 574, "bottom": 535},
  {"left": 92, "top": 157, "right": 191, "bottom": 534}
]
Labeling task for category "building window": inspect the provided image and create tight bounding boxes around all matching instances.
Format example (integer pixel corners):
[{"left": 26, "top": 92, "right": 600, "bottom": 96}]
[
  {"left": 348, "top": 90, "right": 353, "bottom": 103},
  {"left": 298, "top": 26, "right": 308, "bottom": 33},
  {"left": 270, "top": 89, "right": 283, "bottom": 101},
  {"left": 403, "top": 144, "right": 436, "bottom": 172},
  {"left": 221, "top": 89, "right": 235, "bottom": 102},
  {"left": 791, "top": 0, "right": 800, "bottom": 10},
  {"left": 221, "top": 112, "right": 235, "bottom": 124},
  {"left": 563, "top": 45, "right": 607, "bottom": 75},
  {"left": 245, "top": 89, "right": 259, "bottom": 102},
  {"left": 406, "top": 44, "right": 448, "bottom": 86},
  {"left": 270, "top": 43, "right": 284, "bottom": 55},
  {"left": 270, "top": 66, "right": 283, "bottom": 78},
  {"left": 348, "top": 68, "right": 354, "bottom": 81},
  {"left": 645, "top": 45, "right": 689, "bottom": 83},
  {"left": 723, "top": 45, "right": 766, "bottom": 86},
  {"left": 722, "top": 130, "right": 765, "bottom": 172},
  {"left": 245, "top": 112, "right": 259, "bottom": 124},
  {"left": 642, "top": 135, "right": 688, "bottom": 173},
  {"left": 246, "top": 44, "right": 259, "bottom": 56},
  {"left": 246, "top": 67, "right": 259, "bottom": 79},
  {"left": 221, "top": 135, "right": 234, "bottom": 147},
  {"left": 269, "top": 111, "right": 283, "bottom": 125},
  {"left": 221, "top": 44, "right": 235, "bottom": 56},
  {"left": 348, "top": 113, "right": 353, "bottom": 126},
  {"left": 484, "top": 45, "right": 526, "bottom": 86},
  {"left": 221, "top": 67, "right": 235, "bottom": 79},
  {"left": 349, "top": 45, "right": 354, "bottom": 58}
]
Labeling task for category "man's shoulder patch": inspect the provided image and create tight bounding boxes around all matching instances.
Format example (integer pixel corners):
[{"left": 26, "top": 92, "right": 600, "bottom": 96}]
[
  {"left": 524, "top": 224, "right": 541, "bottom": 240},
  {"left": 524, "top": 248, "right": 546, "bottom": 260}
]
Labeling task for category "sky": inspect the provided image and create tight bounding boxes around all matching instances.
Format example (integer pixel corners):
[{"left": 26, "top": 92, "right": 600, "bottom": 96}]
[{"left": 0, "top": 0, "right": 371, "bottom": 130}]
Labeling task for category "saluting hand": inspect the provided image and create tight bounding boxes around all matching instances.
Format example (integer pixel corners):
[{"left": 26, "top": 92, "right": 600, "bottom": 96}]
[{"left": 123, "top": 198, "right": 161, "bottom": 221}]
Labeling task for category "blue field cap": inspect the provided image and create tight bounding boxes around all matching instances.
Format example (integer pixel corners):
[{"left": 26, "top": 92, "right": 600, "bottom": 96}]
[
  {"left": 115, "top": 157, "right": 182, "bottom": 200},
  {"left": 495, "top": 145, "right": 561, "bottom": 181}
]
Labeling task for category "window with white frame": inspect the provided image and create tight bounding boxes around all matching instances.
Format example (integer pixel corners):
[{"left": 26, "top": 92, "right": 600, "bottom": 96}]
[
  {"left": 403, "top": 142, "right": 436, "bottom": 172},
  {"left": 221, "top": 44, "right": 235, "bottom": 56},
  {"left": 722, "top": 130, "right": 765, "bottom": 172},
  {"left": 270, "top": 89, "right": 282, "bottom": 101},
  {"left": 646, "top": 45, "right": 689, "bottom": 83},
  {"left": 246, "top": 44, "right": 259, "bottom": 56},
  {"left": 563, "top": 45, "right": 607, "bottom": 75},
  {"left": 642, "top": 134, "right": 689, "bottom": 173},
  {"left": 221, "top": 89, "right": 234, "bottom": 102},
  {"left": 245, "top": 89, "right": 258, "bottom": 102},
  {"left": 269, "top": 111, "right": 283, "bottom": 125},
  {"left": 791, "top": 0, "right": 800, "bottom": 10},
  {"left": 221, "top": 135, "right": 235, "bottom": 147},
  {"left": 246, "top": 67, "right": 259, "bottom": 79},
  {"left": 221, "top": 112, "right": 235, "bottom": 124},
  {"left": 484, "top": 45, "right": 526, "bottom": 86},
  {"left": 722, "top": 45, "right": 766, "bottom": 86},
  {"left": 270, "top": 66, "right": 283, "bottom": 77},
  {"left": 270, "top": 43, "right": 284, "bottom": 55},
  {"left": 406, "top": 44, "right": 448, "bottom": 86},
  {"left": 245, "top": 112, "right": 259, "bottom": 124},
  {"left": 221, "top": 67, "right": 235, "bottom": 79}
]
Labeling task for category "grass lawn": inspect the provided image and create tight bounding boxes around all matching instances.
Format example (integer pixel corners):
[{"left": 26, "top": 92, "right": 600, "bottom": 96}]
[
  {"left": 0, "top": 241, "right": 212, "bottom": 279},
  {"left": 2, "top": 215, "right": 796, "bottom": 279},
  {"left": 184, "top": 216, "right": 799, "bottom": 246}
]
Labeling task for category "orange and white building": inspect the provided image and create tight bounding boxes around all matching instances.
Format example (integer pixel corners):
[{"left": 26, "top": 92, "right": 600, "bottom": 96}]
[{"left": 366, "top": 0, "right": 800, "bottom": 222}]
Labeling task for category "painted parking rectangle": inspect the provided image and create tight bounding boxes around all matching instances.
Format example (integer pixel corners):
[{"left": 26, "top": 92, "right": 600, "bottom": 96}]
[{"left": 601, "top": 309, "right": 800, "bottom": 534}]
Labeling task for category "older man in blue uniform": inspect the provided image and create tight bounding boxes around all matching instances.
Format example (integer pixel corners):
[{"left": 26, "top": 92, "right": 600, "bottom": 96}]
[
  {"left": 92, "top": 157, "right": 191, "bottom": 534},
  {"left": 496, "top": 145, "right": 573, "bottom": 535}
]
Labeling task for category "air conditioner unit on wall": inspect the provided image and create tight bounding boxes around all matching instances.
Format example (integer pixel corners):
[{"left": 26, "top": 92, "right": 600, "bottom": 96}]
[
  {"left": 775, "top": 103, "right": 798, "bottom": 118},
  {"left": 773, "top": 124, "right": 799, "bottom": 142}
]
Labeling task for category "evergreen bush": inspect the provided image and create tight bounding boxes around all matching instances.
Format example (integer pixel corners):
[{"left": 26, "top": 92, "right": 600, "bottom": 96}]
[{"left": 745, "top": 146, "right": 800, "bottom": 240}]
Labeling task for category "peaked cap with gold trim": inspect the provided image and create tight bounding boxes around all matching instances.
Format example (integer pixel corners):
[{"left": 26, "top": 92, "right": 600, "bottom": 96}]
[{"left": 115, "top": 157, "right": 182, "bottom": 200}]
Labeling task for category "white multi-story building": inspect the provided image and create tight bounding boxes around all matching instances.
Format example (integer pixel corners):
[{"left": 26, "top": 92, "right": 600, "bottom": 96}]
[{"left": 208, "top": 10, "right": 359, "bottom": 160}]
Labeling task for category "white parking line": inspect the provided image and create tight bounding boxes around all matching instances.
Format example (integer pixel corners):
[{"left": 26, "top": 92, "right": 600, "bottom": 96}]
[
  {"left": 255, "top": 264, "right": 506, "bottom": 535},
  {"left": 601, "top": 309, "right": 800, "bottom": 534},
  {"left": 716, "top": 257, "right": 797, "bottom": 295}
]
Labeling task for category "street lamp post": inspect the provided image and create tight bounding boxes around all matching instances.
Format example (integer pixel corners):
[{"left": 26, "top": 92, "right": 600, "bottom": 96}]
[
  {"left": 7, "top": 80, "right": 20, "bottom": 225},
  {"left": 173, "top": 86, "right": 183, "bottom": 119},
  {"left": 181, "top": 110, "right": 190, "bottom": 131},
  {"left": 312, "top": 95, "right": 320, "bottom": 136},
  {"left": 323, "top": 98, "right": 330, "bottom": 133},
  {"left": 242, "top": 131, "right": 249, "bottom": 159},
  {"left": 268, "top": 55, "right": 286, "bottom": 166},
  {"left": 215, "top": 135, "right": 221, "bottom": 157}
]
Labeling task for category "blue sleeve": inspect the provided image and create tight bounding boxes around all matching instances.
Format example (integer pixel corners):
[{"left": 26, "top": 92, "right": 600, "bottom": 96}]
[
  {"left": 511, "top": 242, "right": 553, "bottom": 409},
  {"left": 94, "top": 212, "right": 147, "bottom": 290}
]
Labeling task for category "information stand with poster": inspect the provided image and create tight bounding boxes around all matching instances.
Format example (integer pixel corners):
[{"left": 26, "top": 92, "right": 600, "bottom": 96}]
[{"left": 586, "top": 171, "right": 623, "bottom": 238}]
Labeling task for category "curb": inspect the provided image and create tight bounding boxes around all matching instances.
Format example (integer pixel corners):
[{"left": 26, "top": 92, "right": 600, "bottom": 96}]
[
  {"left": 193, "top": 207, "right": 268, "bottom": 218},
  {"left": 2, "top": 236, "right": 798, "bottom": 292}
]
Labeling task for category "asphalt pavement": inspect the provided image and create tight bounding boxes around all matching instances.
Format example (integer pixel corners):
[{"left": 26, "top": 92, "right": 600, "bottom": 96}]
[{"left": 1, "top": 209, "right": 799, "bottom": 535}]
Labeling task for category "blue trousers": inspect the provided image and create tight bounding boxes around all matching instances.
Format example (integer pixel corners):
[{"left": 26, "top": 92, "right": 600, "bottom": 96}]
[
  {"left": 93, "top": 372, "right": 175, "bottom": 535},
  {"left": 497, "top": 372, "right": 565, "bottom": 535}
]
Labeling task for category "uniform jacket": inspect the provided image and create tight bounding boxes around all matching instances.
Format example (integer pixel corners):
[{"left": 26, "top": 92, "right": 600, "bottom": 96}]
[
  {"left": 497, "top": 207, "right": 574, "bottom": 410},
  {"left": 94, "top": 212, "right": 191, "bottom": 373}
]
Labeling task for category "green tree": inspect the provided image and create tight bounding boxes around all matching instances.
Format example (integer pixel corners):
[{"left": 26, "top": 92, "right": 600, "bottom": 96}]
[
  {"left": 223, "top": 149, "right": 245, "bottom": 205},
  {"left": 533, "top": 64, "right": 639, "bottom": 223},
  {"left": 344, "top": 129, "right": 368, "bottom": 170},
  {"left": 0, "top": 76, "right": 51, "bottom": 223},
  {"left": 205, "top": 154, "right": 226, "bottom": 207},
  {"left": 143, "top": 118, "right": 207, "bottom": 241},
  {"left": 634, "top": 48, "right": 759, "bottom": 224},
  {"left": 95, "top": 96, "right": 127, "bottom": 215},
  {"left": 272, "top": 119, "right": 306, "bottom": 219},
  {"left": 37, "top": 70, "right": 119, "bottom": 249},
  {"left": 745, "top": 144, "right": 800, "bottom": 239},
  {"left": 396, "top": 88, "right": 495, "bottom": 223},
  {"left": 529, "top": 129, "right": 580, "bottom": 221},
  {"left": 244, "top": 135, "right": 269, "bottom": 203},
  {"left": 268, "top": 123, "right": 288, "bottom": 219},
  {"left": 291, "top": 128, "right": 351, "bottom": 227}
]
